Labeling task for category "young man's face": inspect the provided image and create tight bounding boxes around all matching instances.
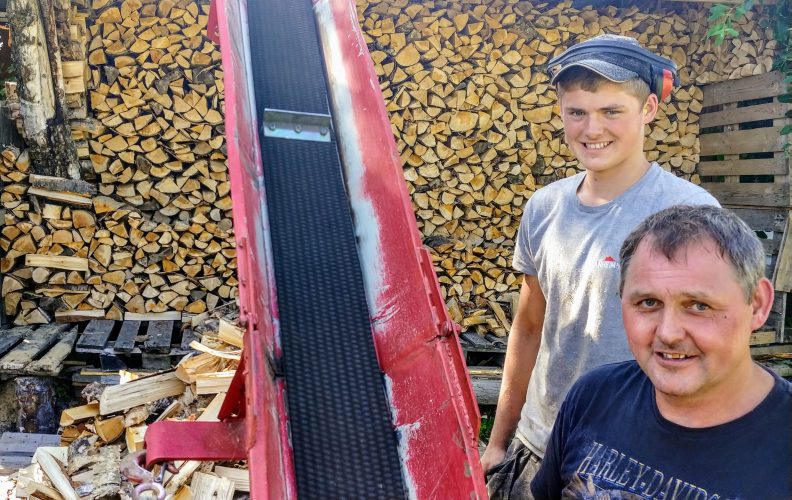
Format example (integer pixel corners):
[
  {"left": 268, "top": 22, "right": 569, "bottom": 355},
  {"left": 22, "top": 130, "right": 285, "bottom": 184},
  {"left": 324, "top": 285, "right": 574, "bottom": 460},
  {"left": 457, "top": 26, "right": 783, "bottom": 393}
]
[
  {"left": 559, "top": 81, "right": 657, "bottom": 176},
  {"left": 621, "top": 237, "right": 771, "bottom": 406}
]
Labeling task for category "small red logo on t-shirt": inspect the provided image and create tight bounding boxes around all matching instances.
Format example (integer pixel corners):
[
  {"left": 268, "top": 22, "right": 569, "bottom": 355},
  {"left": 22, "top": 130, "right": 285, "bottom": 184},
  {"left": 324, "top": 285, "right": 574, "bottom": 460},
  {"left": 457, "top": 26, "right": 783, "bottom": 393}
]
[{"left": 596, "top": 256, "right": 619, "bottom": 269}]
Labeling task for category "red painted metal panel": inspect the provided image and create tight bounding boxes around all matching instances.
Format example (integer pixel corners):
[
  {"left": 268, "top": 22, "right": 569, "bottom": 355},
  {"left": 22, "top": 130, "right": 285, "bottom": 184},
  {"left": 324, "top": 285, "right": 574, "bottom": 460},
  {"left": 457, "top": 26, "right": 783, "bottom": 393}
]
[
  {"left": 314, "top": 0, "right": 486, "bottom": 497},
  {"left": 212, "top": 0, "right": 294, "bottom": 496},
  {"left": 145, "top": 0, "right": 294, "bottom": 497},
  {"left": 146, "top": 0, "right": 485, "bottom": 497}
]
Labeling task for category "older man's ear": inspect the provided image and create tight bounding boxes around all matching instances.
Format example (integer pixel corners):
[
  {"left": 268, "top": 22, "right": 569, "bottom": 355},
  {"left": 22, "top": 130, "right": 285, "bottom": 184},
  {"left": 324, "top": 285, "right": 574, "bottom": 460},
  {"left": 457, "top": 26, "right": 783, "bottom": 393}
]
[{"left": 750, "top": 277, "right": 775, "bottom": 333}]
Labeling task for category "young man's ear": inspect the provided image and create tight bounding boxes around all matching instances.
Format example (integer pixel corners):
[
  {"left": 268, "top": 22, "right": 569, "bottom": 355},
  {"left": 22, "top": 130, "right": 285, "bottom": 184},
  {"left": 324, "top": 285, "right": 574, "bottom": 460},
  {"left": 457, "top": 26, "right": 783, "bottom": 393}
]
[{"left": 642, "top": 94, "right": 659, "bottom": 123}]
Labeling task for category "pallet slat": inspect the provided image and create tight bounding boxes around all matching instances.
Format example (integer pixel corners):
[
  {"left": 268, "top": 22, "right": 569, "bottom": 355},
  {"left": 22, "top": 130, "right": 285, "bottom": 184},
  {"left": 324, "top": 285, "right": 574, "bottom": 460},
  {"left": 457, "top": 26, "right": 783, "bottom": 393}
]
[
  {"left": 701, "top": 182, "right": 789, "bottom": 208},
  {"left": 77, "top": 319, "right": 116, "bottom": 349},
  {"left": 773, "top": 212, "right": 792, "bottom": 292},
  {"left": 698, "top": 156, "right": 788, "bottom": 177},
  {"left": 26, "top": 328, "right": 79, "bottom": 376},
  {"left": 114, "top": 320, "right": 141, "bottom": 353},
  {"left": 180, "top": 327, "right": 198, "bottom": 351},
  {"left": 144, "top": 321, "right": 174, "bottom": 354},
  {"left": 700, "top": 127, "right": 787, "bottom": 156},
  {"left": 0, "top": 324, "right": 68, "bottom": 373},
  {"left": 0, "top": 329, "right": 27, "bottom": 358},
  {"left": 700, "top": 101, "right": 791, "bottom": 129},
  {"left": 702, "top": 71, "right": 786, "bottom": 107}
]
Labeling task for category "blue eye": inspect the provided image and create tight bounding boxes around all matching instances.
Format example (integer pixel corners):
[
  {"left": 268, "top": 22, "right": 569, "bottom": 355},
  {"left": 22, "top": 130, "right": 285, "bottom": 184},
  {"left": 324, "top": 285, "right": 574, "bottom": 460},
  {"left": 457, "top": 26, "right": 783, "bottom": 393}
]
[{"left": 691, "top": 303, "right": 710, "bottom": 312}]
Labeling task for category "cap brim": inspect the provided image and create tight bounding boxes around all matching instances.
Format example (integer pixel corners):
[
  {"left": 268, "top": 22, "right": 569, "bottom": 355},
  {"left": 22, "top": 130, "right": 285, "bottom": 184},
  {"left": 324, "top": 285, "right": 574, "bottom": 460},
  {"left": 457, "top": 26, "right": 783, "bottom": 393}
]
[{"left": 550, "top": 59, "right": 640, "bottom": 85}]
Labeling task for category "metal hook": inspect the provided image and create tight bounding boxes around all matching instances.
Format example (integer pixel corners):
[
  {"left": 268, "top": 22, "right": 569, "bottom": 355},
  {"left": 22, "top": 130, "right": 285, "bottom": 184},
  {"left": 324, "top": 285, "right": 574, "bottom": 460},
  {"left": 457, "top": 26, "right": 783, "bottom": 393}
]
[{"left": 132, "top": 481, "right": 166, "bottom": 500}]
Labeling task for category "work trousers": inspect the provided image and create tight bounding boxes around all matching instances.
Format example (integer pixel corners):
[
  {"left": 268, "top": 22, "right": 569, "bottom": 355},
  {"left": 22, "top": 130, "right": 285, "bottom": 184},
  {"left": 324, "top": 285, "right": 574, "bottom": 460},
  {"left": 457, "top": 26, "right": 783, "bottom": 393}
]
[{"left": 486, "top": 437, "right": 542, "bottom": 499}]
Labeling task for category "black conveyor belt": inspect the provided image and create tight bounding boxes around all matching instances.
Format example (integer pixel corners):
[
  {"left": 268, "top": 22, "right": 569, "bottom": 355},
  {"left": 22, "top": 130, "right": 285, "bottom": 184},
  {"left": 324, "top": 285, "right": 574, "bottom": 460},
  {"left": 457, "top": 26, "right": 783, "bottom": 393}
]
[{"left": 246, "top": 0, "right": 406, "bottom": 498}]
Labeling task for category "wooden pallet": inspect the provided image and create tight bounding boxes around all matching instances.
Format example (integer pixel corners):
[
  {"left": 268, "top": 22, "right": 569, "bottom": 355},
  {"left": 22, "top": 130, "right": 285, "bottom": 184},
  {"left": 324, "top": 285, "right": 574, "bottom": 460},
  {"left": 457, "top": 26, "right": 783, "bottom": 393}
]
[
  {"left": 699, "top": 71, "right": 791, "bottom": 209},
  {"left": 0, "top": 432, "right": 59, "bottom": 474},
  {"left": 458, "top": 331, "right": 507, "bottom": 355},
  {"left": 0, "top": 324, "right": 77, "bottom": 376},
  {"left": 75, "top": 319, "right": 197, "bottom": 369},
  {"left": 700, "top": 71, "right": 791, "bottom": 342}
]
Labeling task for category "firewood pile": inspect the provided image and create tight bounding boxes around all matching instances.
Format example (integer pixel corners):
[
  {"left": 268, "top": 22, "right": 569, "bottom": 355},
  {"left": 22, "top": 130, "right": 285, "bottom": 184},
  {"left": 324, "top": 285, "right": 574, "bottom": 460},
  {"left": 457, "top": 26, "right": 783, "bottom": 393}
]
[
  {"left": 1, "top": 0, "right": 237, "bottom": 324},
  {"left": 357, "top": 0, "right": 779, "bottom": 335},
  {"left": 7, "top": 318, "right": 248, "bottom": 499}
]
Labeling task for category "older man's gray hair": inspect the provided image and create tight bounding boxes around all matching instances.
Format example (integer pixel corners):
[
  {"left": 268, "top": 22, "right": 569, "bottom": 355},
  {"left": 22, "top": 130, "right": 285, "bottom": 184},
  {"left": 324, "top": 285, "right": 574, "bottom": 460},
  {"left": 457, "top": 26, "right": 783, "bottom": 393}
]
[{"left": 619, "top": 205, "right": 766, "bottom": 302}]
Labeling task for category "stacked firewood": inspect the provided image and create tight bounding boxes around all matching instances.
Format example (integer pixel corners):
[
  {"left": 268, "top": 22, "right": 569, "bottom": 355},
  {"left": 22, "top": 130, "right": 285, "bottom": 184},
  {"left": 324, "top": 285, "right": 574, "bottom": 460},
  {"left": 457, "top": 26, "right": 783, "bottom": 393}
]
[
  {"left": 685, "top": 7, "right": 778, "bottom": 84},
  {"left": 10, "top": 319, "right": 248, "bottom": 498},
  {"left": 0, "top": 146, "right": 237, "bottom": 324},
  {"left": 358, "top": 0, "right": 778, "bottom": 335},
  {"left": 1, "top": 0, "right": 237, "bottom": 323},
  {"left": 82, "top": 0, "right": 235, "bottom": 316}
]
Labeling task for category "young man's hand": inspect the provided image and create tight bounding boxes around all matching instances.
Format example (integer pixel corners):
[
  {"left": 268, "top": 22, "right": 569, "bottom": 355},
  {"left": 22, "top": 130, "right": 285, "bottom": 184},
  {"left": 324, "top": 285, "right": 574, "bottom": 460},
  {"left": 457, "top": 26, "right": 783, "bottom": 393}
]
[
  {"left": 479, "top": 276, "right": 546, "bottom": 477},
  {"left": 480, "top": 443, "right": 507, "bottom": 473}
]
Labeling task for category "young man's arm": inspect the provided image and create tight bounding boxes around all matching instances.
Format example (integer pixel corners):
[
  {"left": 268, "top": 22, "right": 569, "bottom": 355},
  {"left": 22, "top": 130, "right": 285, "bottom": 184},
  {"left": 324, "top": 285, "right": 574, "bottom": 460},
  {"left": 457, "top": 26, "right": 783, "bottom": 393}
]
[{"left": 480, "top": 274, "right": 546, "bottom": 472}]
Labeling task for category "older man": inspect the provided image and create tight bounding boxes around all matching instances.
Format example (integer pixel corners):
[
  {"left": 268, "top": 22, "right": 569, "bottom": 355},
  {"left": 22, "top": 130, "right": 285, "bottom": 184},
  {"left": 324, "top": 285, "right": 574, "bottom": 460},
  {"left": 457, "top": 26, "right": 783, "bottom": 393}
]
[{"left": 531, "top": 205, "right": 792, "bottom": 499}]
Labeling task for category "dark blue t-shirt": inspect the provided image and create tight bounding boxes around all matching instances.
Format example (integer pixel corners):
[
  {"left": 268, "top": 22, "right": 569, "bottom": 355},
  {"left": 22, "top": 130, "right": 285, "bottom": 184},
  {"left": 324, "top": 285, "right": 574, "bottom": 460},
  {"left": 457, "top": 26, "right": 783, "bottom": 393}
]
[{"left": 531, "top": 361, "right": 792, "bottom": 500}]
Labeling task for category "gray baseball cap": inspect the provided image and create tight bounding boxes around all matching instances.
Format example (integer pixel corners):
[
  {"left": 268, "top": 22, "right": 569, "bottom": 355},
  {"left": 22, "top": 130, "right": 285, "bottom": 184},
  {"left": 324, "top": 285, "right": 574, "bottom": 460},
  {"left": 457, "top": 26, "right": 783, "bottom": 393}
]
[{"left": 548, "top": 34, "right": 646, "bottom": 85}]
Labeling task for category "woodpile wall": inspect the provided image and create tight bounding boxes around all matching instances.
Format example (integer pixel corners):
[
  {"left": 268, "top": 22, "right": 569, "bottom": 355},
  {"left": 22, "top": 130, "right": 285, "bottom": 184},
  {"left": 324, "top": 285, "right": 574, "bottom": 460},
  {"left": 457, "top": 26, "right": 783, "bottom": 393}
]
[
  {"left": 357, "top": 0, "right": 778, "bottom": 335},
  {"left": 1, "top": 0, "right": 236, "bottom": 325}
]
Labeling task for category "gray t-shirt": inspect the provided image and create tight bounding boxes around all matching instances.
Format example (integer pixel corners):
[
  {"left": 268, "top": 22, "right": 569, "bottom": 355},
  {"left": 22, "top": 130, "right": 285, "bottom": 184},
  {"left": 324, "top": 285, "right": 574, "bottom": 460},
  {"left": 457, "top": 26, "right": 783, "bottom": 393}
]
[{"left": 512, "top": 163, "right": 719, "bottom": 457}]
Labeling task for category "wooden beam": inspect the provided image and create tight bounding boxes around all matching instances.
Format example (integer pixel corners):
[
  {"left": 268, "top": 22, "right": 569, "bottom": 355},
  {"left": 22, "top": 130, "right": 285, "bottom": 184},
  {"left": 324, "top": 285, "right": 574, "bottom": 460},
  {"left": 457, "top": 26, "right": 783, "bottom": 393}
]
[
  {"left": 124, "top": 311, "right": 181, "bottom": 321},
  {"left": 25, "top": 255, "right": 89, "bottom": 271},
  {"left": 55, "top": 309, "right": 105, "bottom": 322},
  {"left": 26, "top": 187, "right": 93, "bottom": 207},
  {"left": 28, "top": 173, "right": 97, "bottom": 195}
]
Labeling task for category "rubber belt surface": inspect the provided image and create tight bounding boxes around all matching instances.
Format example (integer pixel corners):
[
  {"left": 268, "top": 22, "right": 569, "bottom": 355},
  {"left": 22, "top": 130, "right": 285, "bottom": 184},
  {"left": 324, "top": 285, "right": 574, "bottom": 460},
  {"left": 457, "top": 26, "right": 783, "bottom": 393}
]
[{"left": 246, "top": 0, "right": 406, "bottom": 498}]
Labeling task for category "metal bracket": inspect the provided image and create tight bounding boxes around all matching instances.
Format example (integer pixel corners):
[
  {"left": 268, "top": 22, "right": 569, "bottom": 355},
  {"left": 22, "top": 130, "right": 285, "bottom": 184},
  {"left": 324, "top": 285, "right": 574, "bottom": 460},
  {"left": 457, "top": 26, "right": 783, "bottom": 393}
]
[{"left": 262, "top": 108, "right": 332, "bottom": 142}]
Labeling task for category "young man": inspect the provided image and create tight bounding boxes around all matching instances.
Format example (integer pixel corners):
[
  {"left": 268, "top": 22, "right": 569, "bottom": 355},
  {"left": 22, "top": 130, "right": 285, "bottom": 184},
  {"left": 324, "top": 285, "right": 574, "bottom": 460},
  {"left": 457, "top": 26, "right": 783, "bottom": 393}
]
[
  {"left": 532, "top": 204, "right": 792, "bottom": 499},
  {"left": 481, "top": 35, "right": 719, "bottom": 497}
]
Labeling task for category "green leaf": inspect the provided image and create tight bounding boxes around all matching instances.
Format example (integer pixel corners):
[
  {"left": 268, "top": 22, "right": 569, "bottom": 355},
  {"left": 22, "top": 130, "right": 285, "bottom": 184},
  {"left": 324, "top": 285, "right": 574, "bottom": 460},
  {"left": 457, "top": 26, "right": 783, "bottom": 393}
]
[
  {"left": 725, "top": 26, "right": 740, "bottom": 37},
  {"left": 735, "top": 6, "right": 746, "bottom": 16},
  {"left": 709, "top": 4, "right": 729, "bottom": 18},
  {"left": 779, "top": 93, "right": 792, "bottom": 103},
  {"left": 706, "top": 25, "right": 722, "bottom": 37},
  {"left": 780, "top": 124, "right": 792, "bottom": 135},
  {"left": 744, "top": 0, "right": 755, "bottom": 11}
]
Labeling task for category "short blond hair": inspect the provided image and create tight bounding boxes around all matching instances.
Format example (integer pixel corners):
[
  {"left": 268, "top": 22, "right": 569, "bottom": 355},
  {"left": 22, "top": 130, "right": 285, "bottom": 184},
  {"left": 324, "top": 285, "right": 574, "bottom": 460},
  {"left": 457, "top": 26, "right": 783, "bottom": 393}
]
[{"left": 555, "top": 66, "right": 650, "bottom": 105}]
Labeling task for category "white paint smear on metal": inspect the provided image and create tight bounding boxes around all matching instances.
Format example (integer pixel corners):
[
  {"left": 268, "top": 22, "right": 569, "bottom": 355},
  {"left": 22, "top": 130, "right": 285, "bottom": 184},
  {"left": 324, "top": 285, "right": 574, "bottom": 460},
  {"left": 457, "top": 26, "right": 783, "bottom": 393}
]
[
  {"left": 384, "top": 375, "right": 419, "bottom": 499},
  {"left": 314, "top": 0, "right": 387, "bottom": 323}
]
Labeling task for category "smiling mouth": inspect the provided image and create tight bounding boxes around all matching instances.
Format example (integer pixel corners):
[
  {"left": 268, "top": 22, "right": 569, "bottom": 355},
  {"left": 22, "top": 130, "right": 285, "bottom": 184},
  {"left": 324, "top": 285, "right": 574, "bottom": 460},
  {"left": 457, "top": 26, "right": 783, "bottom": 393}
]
[
  {"left": 658, "top": 352, "right": 694, "bottom": 360},
  {"left": 584, "top": 141, "right": 612, "bottom": 150}
]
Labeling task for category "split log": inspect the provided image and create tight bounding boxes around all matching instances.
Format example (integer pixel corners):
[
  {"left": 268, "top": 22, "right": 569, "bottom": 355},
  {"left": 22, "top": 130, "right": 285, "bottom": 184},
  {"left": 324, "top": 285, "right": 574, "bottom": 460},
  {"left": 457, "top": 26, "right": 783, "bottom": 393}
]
[{"left": 99, "top": 370, "right": 185, "bottom": 415}]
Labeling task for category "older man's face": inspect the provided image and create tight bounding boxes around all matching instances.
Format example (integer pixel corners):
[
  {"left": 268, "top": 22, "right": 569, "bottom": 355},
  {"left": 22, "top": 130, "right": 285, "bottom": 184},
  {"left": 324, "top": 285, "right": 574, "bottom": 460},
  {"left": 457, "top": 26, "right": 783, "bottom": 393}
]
[{"left": 621, "top": 237, "right": 769, "bottom": 405}]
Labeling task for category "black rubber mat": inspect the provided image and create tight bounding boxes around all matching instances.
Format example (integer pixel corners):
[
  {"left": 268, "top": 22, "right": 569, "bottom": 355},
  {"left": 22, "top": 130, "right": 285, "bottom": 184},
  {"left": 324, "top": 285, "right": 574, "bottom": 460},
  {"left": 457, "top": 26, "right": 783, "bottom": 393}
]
[{"left": 246, "top": 0, "right": 406, "bottom": 498}]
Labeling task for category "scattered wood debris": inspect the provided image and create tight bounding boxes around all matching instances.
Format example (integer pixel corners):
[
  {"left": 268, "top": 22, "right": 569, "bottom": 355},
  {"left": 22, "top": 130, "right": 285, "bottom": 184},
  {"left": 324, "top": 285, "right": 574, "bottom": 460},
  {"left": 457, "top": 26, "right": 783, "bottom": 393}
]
[{"left": 6, "top": 315, "right": 249, "bottom": 498}]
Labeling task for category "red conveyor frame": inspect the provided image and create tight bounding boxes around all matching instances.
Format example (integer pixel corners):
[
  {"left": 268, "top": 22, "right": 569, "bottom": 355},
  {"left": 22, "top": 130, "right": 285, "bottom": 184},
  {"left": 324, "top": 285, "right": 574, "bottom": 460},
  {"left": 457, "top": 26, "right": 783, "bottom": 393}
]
[{"left": 143, "top": 1, "right": 486, "bottom": 498}]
